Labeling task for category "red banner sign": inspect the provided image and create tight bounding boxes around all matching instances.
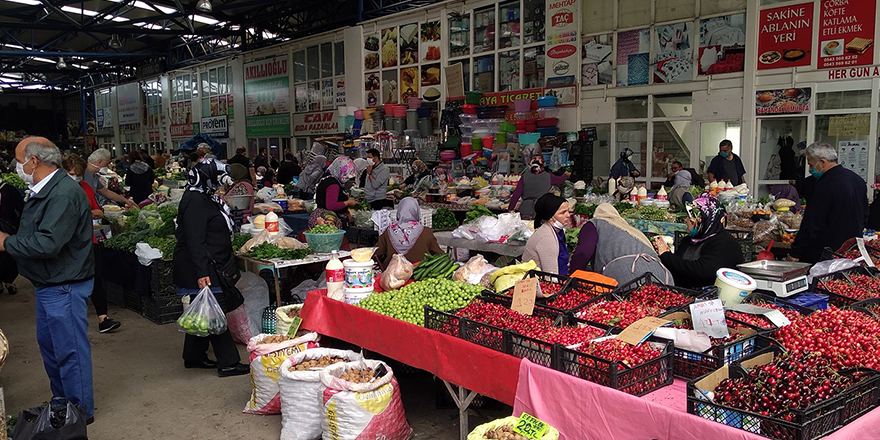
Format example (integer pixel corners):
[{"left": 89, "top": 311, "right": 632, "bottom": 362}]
[
  {"left": 757, "top": 2, "right": 814, "bottom": 70},
  {"left": 818, "top": 0, "right": 876, "bottom": 69}
]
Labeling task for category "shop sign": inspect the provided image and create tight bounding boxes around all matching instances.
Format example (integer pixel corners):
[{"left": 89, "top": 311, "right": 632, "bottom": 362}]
[
  {"left": 545, "top": 0, "right": 580, "bottom": 87},
  {"left": 200, "top": 115, "right": 229, "bottom": 138},
  {"left": 818, "top": 0, "right": 875, "bottom": 69},
  {"left": 479, "top": 88, "right": 544, "bottom": 106},
  {"left": 170, "top": 123, "right": 196, "bottom": 139},
  {"left": 293, "top": 111, "right": 339, "bottom": 136},
  {"left": 755, "top": 87, "right": 811, "bottom": 115},
  {"left": 245, "top": 55, "right": 291, "bottom": 137},
  {"left": 116, "top": 82, "right": 141, "bottom": 125},
  {"left": 757, "top": 2, "right": 814, "bottom": 71},
  {"left": 96, "top": 108, "right": 113, "bottom": 129}
]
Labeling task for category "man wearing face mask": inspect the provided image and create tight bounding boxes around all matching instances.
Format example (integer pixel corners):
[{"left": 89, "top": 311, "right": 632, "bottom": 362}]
[
  {"left": 0, "top": 137, "right": 97, "bottom": 423},
  {"left": 85, "top": 148, "right": 136, "bottom": 208},
  {"left": 707, "top": 139, "right": 746, "bottom": 185},
  {"left": 609, "top": 148, "right": 640, "bottom": 179},
  {"left": 653, "top": 194, "right": 743, "bottom": 288},
  {"left": 786, "top": 142, "right": 867, "bottom": 263},
  {"left": 364, "top": 148, "right": 392, "bottom": 209}
]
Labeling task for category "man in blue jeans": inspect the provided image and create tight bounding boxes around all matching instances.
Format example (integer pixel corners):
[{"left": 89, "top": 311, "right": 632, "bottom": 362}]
[{"left": 0, "top": 136, "right": 96, "bottom": 423}]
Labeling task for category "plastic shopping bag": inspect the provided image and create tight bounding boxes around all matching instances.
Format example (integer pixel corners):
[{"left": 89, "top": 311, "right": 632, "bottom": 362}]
[
  {"left": 177, "top": 286, "right": 228, "bottom": 337},
  {"left": 244, "top": 332, "right": 321, "bottom": 415},
  {"left": 380, "top": 254, "right": 414, "bottom": 291},
  {"left": 12, "top": 398, "right": 88, "bottom": 440},
  {"left": 278, "top": 348, "right": 363, "bottom": 440},
  {"left": 320, "top": 360, "right": 412, "bottom": 440}
]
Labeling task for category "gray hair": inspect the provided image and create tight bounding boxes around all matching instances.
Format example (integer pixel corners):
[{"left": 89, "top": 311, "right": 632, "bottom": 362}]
[
  {"left": 23, "top": 138, "right": 62, "bottom": 168},
  {"left": 88, "top": 148, "right": 111, "bottom": 164},
  {"left": 805, "top": 142, "right": 838, "bottom": 163}
]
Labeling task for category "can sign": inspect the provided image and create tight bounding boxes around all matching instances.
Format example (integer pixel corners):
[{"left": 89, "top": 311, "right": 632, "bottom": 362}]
[
  {"left": 547, "top": 45, "right": 577, "bottom": 59},
  {"left": 551, "top": 10, "right": 573, "bottom": 27}
]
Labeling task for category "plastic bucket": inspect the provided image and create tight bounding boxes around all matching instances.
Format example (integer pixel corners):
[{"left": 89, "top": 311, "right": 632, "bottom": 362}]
[
  {"left": 519, "top": 133, "right": 540, "bottom": 144},
  {"left": 344, "top": 291, "right": 371, "bottom": 305},
  {"left": 715, "top": 268, "right": 757, "bottom": 306},
  {"left": 272, "top": 199, "right": 288, "bottom": 212},
  {"left": 343, "top": 260, "right": 374, "bottom": 293},
  {"left": 461, "top": 143, "right": 472, "bottom": 157}
]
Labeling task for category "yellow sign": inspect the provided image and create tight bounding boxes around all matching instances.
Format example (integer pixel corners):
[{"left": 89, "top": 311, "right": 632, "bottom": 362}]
[{"left": 828, "top": 114, "right": 870, "bottom": 136}]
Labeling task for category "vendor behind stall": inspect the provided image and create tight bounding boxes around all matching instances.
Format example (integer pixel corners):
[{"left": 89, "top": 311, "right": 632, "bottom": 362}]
[
  {"left": 375, "top": 197, "right": 443, "bottom": 270},
  {"left": 610, "top": 148, "right": 640, "bottom": 179},
  {"left": 569, "top": 203, "right": 673, "bottom": 284},
  {"left": 509, "top": 158, "right": 570, "bottom": 219},
  {"left": 653, "top": 194, "right": 743, "bottom": 288},
  {"left": 316, "top": 156, "right": 358, "bottom": 227},
  {"left": 402, "top": 159, "right": 430, "bottom": 188},
  {"left": 522, "top": 194, "right": 571, "bottom": 275}
]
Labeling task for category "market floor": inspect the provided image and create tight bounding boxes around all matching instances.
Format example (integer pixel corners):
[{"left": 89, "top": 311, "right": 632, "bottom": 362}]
[{"left": 0, "top": 278, "right": 509, "bottom": 439}]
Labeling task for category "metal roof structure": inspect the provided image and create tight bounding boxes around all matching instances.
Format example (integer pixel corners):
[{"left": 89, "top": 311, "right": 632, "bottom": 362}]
[{"left": 0, "top": 0, "right": 444, "bottom": 92}]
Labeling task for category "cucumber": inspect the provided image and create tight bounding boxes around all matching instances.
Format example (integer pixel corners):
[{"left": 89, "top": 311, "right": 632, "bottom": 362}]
[{"left": 431, "top": 259, "right": 454, "bottom": 277}]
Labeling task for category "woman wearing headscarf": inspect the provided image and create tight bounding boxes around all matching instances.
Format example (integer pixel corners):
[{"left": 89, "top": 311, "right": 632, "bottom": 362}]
[
  {"left": 257, "top": 166, "right": 275, "bottom": 188},
  {"left": 296, "top": 154, "right": 327, "bottom": 199},
  {"left": 316, "top": 156, "right": 358, "bottom": 227},
  {"left": 402, "top": 159, "right": 430, "bottom": 188},
  {"left": 353, "top": 157, "right": 370, "bottom": 188},
  {"left": 610, "top": 147, "right": 640, "bottom": 179},
  {"left": 509, "top": 157, "right": 570, "bottom": 219},
  {"left": 298, "top": 208, "right": 351, "bottom": 251},
  {"left": 653, "top": 194, "right": 743, "bottom": 288},
  {"left": 173, "top": 158, "right": 248, "bottom": 377},
  {"left": 375, "top": 197, "right": 443, "bottom": 270},
  {"left": 522, "top": 194, "right": 571, "bottom": 275},
  {"left": 569, "top": 204, "right": 673, "bottom": 285}
]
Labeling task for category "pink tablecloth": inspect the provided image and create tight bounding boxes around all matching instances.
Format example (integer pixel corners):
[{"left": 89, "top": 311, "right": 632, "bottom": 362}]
[{"left": 513, "top": 359, "right": 880, "bottom": 440}]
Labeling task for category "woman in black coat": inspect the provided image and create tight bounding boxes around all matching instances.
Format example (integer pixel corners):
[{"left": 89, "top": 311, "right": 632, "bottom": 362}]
[{"left": 173, "top": 158, "right": 248, "bottom": 377}]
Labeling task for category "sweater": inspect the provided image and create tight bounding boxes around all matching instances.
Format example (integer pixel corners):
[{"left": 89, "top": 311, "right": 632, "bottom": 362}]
[
  {"left": 522, "top": 223, "right": 565, "bottom": 274},
  {"left": 375, "top": 227, "right": 444, "bottom": 270},
  {"left": 5, "top": 170, "right": 95, "bottom": 287},
  {"left": 125, "top": 161, "right": 154, "bottom": 204},
  {"left": 571, "top": 220, "right": 673, "bottom": 285},
  {"left": 173, "top": 191, "right": 234, "bottom": 289},
  {"left": 364, "top": 162, "right": 390, "bottom": 202},
  {"left": 790, "top": 165, "right": 867, "bottom": 263},
  {"left": 659, "top": 230, "right": 744, "bottom": 289},
  {"left": 509, "top": 172, "right": 567, "bottom": 217}
]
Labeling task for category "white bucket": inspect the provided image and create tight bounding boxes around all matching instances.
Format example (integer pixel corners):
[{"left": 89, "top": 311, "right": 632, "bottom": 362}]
[
  {"left": 343, "top": 260, "right": 374, "bottom": 293},
  {"left": 714, "top": 268, "right": 757, "bottom": 306},
  {"left": 344, "top": 290, "right": 371, "bottom": 305}
]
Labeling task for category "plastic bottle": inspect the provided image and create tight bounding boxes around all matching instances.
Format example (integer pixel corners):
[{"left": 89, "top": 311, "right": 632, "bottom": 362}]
[
  {"left": 657, "top": 186, "right": 667, "bottom": 200},
  {"left": 630, "top": 187, "right": 639, "bottom": 204},
  {"left": 725, "top": 180, "right": 734, "bottom": 191},
  {"left": 265, "top": 211, "right": 279, "bottom": 234},
  {"left": 638, "top": 185, "right": 647, "bottom": 202},
  {"left": 326, "top": 250, "right": 345, "bottom": 300},
  {"left": 709, "top": 180, "right": 719, "bottom": 195},
  {"left": 608, "top": 176, "right": 617, "bottom": 195}
]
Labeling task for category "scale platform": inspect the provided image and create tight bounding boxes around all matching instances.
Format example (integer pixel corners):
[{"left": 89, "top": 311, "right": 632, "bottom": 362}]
[{"left": 736, "top": 260, "right": 812, "bottom": 298}]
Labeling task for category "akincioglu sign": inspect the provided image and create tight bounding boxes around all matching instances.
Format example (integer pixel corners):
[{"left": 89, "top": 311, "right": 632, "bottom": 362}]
[
  {"left": 293, "top": 111, "right": 339, "bottom": 136},
  {"left": 244, "top": 56, "right": 291, "bottom": 137}
]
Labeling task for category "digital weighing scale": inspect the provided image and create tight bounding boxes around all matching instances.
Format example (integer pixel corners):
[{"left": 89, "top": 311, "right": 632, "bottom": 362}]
[{"left": 736, "top": 260, "right": 812, "bottom": 298}]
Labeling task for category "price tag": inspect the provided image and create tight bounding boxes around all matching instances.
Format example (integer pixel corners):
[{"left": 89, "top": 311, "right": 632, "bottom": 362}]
[
  {"left": 689, "top": 299, "right": 729, "bottom": 339},
  {"left": 286, "top": 316, "right": 303, "bottom": 338},
  {"left": 513, "top": 412, "right": 549, "bottom": 439},
  {"left": 727, "top": 303, "right": 791, "bottom": 328},
  {"left": 857, "top": 238, "right": 875, "bottom": 268},
  {"left": 616, "top": 316, "right": 670, "bottom": 345},
  {"left": 511, "top": 278, "right": 539, "bottom": 315}
]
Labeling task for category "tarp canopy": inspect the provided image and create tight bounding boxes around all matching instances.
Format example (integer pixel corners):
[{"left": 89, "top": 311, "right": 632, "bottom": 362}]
[{"left": 179, "top": 133, "right": 223, "bottom": 157}]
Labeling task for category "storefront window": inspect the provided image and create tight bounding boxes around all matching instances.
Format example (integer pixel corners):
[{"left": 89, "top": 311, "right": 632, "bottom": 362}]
[
  {"left": 474, "top": 55, "right": 495, "bottom": 92},
  {"left": 499, "top": 50, "right": 520, "bottom": 92},
  {"left": 307, "top": 46, "right": 320, "bottom": 80},
  {"left": 619, "top": 0, "right": 651, "bottom": 29},
  {"left": 615, "top": 122, "right": 648, "bottom": 178},
  {"left": 523, "top": 46, "right": 545, "bottom": 89},
  {"left": 590, "top": 124, "right": 613, "bottom": 179},
  {"left": 816, "top": 90, "right": 872, "bottom": 110},
  {"left": 321, "top": 43, "right": 333, "bottom": 78},
  {"left": 293, "top": 51, "right": 306, "bottom": 82},
  {"left": 143, "top": 80, "right": 163, "bottom": 137},
  {"left": 474, "top": 7, "right": 496, "bottom": 54},
  {"left": 449, "top": 13, "right": 470, "bottom": 58},
  {"left": 617, "top": 96, "right": 648, "bottom": 119},
  {"left": 652, "top": 121, "right": 692, "bottom": 178},
  {"left": 583, "top": 0, "right": 613, "bottom": 35},
  {"left": 654, "top": 94, "right": 692, "bottom": 117},
  {"left": 816, "top": 114, "right": 871, "bottom": 185},
  {"left": 499, "top": 1, "right": 520, "bottom": 49},
  {"left": 656, "top": 0, "right": 695, "bottom": 22},
  {"left": 700, "top": 121, "right": 740, "bottom": 177},
  {"left": 335, "top": 41, "right": 345, "bottom": 75},
  {"left": 294, "top": 42, "right": 345, "bottom": 113},
  {"left": 757, "top": 117, "right": 806, "bottom": 184},
  {"left": 200, "top": 66, "right": 234, "bottom": 118},
  {"left": 523, "top": 0, "right": 545, "bottom": 44}
]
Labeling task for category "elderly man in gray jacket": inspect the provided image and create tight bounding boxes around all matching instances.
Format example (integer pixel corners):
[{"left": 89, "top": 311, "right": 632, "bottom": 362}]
[
  {"left": 0, "top": 136, "right": 96, "bottom": 423},
  {"left": 365, "top": 148, "right": 392, "bottom": 209}
]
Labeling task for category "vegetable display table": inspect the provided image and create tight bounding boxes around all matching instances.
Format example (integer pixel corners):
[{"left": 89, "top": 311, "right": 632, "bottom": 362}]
[
  {"left": 434, "top": 231, "right": 525, "bottom": 258},
  {"left": 236, "top": 252, "right": 351, "bottom": 304},
  {"left": 625, "top": 218, "right": 688, "bottom": 236}
]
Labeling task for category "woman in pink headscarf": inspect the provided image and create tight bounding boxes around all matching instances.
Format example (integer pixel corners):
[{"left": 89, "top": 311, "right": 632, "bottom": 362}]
[{"left": 316, "top": 156, "right": 358, "bottom": 227}]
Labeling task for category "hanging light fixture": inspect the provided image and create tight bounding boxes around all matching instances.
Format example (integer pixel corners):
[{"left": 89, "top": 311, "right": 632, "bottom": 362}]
[
  {"left": 109, "top": 34, "right": 123, "bottom": 49},
  {"left": 56, "top": 57, "right": 67, "bottom": 69},
  {"left": 196, "top": 0, "right": 212, "bottom": 12}
]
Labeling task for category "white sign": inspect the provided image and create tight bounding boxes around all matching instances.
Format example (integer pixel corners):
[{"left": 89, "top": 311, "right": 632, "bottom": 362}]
[
  {"left": 838, "top": 140, "right": 869, "bottom": 183},
  {"left": 96, "top": 108, "right": 113, "bottom": 129},
  {"left": 727, "top": 303, "right": 791, "bottom": 328},
  {"left": 689, "top": 299, "right": 729, "bottom": 339},
  {"left": 116, "top": 82, "right": 141, "bottom": 125},
  {"left": 200, "top": 115, "right": 229, "bottom": 137},
  {"left": 545, "top": 0, "right": 580, "bottom": 86},
  {"left": 293, "top": 111, "right": 339, "bottom": 136}
]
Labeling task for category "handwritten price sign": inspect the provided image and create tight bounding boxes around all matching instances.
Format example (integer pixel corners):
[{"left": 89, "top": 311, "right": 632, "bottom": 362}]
[
  {"left": 513, "top": 413, "right": 549, "bottom": 439},
  {"left": 511, "top": 278, "right": 539, "bottom": 315},
  {"left": 286, "top": 316, "right": 303, "bottom": 338},
  {"left": 689, "top": 299, "right": 729, "bottom": 339}
]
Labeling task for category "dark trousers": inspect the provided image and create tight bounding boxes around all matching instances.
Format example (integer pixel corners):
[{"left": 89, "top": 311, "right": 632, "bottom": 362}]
[
  {"left": 369, "top": 199, "right": 394, "bottom": 210},
  {"left": 183, "top": 329, "right": 240, "bottom": 368},
  {"left": 91, "top": 244, "right": 108, "bottom": 316}
]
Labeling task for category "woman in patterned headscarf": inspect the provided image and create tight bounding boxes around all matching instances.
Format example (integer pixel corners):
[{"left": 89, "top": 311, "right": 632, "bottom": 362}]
[
  {"left": 316, "top": 156, "right": 357, "bottom": 227},
  {"left": 652, "top": 193, "right": 744, "bottom": 288},
  {"left": 296, "top": 154, "right": 327, "bottom": 199}
]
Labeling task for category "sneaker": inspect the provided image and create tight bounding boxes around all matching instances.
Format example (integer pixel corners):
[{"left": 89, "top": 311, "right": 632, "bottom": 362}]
[{"left": 98, "top": 317, "right": 121, "bottom": 333}]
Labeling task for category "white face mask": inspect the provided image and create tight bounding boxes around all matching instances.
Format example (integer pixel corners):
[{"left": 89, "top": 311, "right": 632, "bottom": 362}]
[
  {"left": 16, "top": 159, "right": 34, "bottom": 185},
  {"left": 69, "top": 174, "right": 83, "bottom": 182},
  {"left": 552, "top": 219, "right": 566, "bottom": 230}
]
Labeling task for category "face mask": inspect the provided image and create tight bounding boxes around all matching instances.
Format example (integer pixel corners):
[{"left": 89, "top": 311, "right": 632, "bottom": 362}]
[
  {"left": 16, "top": 159, "right": 34, "bottom": 185},
  {"left": 688, "top": 226, "right": 699, "bottom": 237},
  {"left": 69, "top": 174, "right": 83, "bottom": 182},
  {"left": 552, "top": 219, "right": 566, "bottom": 230},
  {"left": 720, "top": 152, "right": 730, "bottom": 158},
  {"left": 809, "top": 167, "right": 823, "bottom": 179}
]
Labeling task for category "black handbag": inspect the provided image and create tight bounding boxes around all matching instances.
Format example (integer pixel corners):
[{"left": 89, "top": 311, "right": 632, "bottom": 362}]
[{"left": 208, "top": 254, "right": 244, "bottom": 313}]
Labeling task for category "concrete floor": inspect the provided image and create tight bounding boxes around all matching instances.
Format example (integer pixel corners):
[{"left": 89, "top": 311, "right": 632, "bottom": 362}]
[{"left": 0, "top": 278, "right": 509, "bottom": 439}]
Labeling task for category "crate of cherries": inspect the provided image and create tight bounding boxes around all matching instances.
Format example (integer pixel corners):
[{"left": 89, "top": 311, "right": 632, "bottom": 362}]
[
  {"left": 491, "top": 270, "right": 616, "bottom": 316},
  {"left": 811, "top": 266, "right": 880, "bottom": 306},
  {"left": 723, "top": 292, "right": 813, "bottom": 332},
  {"left": 662, "top": 310, "right": 759, "bottom": 380}
]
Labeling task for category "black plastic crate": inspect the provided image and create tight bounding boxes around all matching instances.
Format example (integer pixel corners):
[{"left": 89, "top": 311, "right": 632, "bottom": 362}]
[
  {"left": 724, "top": 292, "right": 814, "bottom": 332},
  {"left": 123, "top": 287, "right": 145, "bottom": 313},
  {"left": 424, "top": 306, "right": 463, "bottom": 338},
  {"left": 687, "top": 354, "right": 880, "bottom": 440},
  {"left": 811, "top": 266, "right": 880, "bottom": 306},
  {"left": 460, "top": 316, "right": 510, "bottom": 353},
  {"left": 479, "top": 291, "right": 570, "bottom": 324},
  {"left": 149, "top": 259, "right": 177, "bottom": 300},
  {"left": 611, "top": 272, "right": 716, "bottom": 312},
  {"left": 542, "top": 275, "right": 617, "bottom": 315},
  {"left": 662, "top": 310, "right": 759, "bottom": 380},
  {"left": 555, "top": 325, "right": 674, "bottom": 396},
  {"left": 142, "top": 296, "right": 183, "bottom": 325},
  {"left": 509, "top": 332, "right": 557, "bottom": 369},
  {"left": 495, "top": 270, "right": 572, "bottom": 297},
  {"left": 851, "top": 298, "right": 880, "bottom": 319}
]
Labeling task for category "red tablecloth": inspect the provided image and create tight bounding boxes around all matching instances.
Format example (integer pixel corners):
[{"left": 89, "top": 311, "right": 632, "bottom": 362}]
[
  {"left": 514, "top": 359, "right": 880, "bottom": 440},
  {"left": 300, "top": 291, "right": 521, "bottom": 405}
]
